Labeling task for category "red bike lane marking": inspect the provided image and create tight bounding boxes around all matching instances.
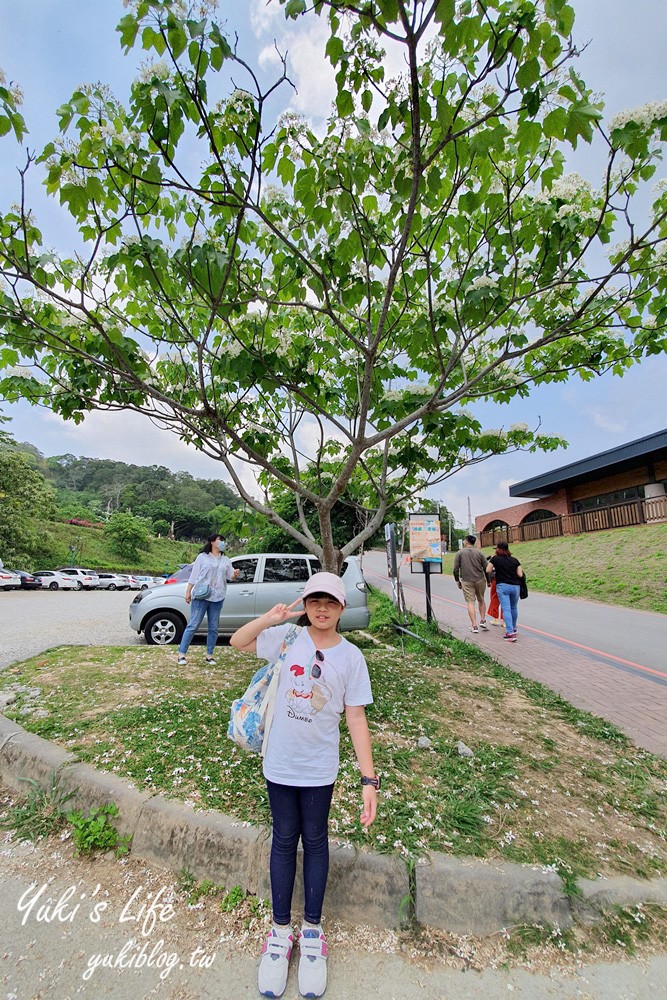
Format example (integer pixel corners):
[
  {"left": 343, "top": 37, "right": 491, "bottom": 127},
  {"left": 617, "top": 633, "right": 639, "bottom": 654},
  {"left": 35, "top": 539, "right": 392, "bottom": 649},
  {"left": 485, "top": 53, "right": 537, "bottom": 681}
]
[{"left": 366, "top": 569, "right": 667, "bottom": 682}]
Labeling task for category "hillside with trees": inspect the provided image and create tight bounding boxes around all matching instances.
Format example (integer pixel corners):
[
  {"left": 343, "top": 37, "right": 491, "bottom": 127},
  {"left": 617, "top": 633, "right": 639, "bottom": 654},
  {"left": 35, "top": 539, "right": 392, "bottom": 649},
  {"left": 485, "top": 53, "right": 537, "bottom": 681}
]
[{"left": 16, "top": 444, "right": 243, "bottom": 540}]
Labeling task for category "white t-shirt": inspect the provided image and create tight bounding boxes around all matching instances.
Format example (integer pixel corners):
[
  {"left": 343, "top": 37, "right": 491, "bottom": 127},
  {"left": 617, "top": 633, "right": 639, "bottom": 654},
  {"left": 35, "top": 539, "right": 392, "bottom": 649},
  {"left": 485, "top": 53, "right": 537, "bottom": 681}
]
[{"left": 256, "top": 624, "right": 373, "bottom": 787}]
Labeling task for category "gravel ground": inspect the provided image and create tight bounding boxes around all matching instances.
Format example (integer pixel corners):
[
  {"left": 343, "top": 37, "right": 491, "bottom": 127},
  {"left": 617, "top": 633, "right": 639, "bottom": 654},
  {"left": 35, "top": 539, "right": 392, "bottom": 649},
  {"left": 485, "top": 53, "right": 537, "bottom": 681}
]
[
  {"left": 0, "top": 589, "right": 142, "bottom": 672},
  {"left": 2, "top": 832, "right": 667, "bottom": 1000}
]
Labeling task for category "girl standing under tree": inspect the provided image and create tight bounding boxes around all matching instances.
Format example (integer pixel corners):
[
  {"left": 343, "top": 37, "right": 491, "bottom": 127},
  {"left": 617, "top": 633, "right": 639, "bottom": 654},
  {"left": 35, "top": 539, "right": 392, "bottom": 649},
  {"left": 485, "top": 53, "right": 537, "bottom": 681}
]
[{"left": 230, "top": 572, "right": 378, "bottom": 999}]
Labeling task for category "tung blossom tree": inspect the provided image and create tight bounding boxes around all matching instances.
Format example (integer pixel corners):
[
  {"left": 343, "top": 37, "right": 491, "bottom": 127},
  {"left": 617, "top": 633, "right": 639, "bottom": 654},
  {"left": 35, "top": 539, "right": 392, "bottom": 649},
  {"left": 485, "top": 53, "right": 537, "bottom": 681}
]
[{"left": 0, "top": 0, "right": 666, "bottom": 570}]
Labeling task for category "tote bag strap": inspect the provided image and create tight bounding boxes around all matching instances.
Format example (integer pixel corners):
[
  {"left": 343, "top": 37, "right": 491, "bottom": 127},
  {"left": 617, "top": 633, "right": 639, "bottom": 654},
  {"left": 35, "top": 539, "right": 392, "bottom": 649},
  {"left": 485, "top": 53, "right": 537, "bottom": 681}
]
[{"left": 261, "top": 625, "right": 301, "bottom": 757}]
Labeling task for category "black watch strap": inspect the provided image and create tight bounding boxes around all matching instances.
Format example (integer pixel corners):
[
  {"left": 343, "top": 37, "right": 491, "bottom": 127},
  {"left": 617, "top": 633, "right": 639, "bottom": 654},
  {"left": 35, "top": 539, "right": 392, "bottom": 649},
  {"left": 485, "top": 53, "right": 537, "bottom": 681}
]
[{"left": 361, "top": 775, "right": 381, "bottom": 790}]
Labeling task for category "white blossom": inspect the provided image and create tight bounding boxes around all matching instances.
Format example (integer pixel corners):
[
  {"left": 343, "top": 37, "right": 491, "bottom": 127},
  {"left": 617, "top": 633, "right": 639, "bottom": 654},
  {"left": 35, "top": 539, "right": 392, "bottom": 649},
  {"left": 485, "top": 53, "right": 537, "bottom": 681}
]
[
  {"left": 534, "top": 172, "right": 593, "bottom": 204},
  {"left": 469, "top": 274, "right": 499, "bottom": 290},
  {"left": 225, "top": 339, "right": 243, "bottom": 358},
  {"left": 139, "top": 60, "right": 172, "bottom": 84},
  {"left": 610, "top": 100, "right": 667, "bottom": 132}
]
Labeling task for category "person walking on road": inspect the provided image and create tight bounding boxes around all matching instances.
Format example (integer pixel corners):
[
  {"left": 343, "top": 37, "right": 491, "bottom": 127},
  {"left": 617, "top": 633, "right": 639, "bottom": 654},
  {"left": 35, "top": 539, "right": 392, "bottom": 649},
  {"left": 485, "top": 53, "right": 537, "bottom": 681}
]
[
  {"left": 453, "top": 535, "right": 489, "bottom": 633},
  {"left": 178, "top": 534, "right": 238, "bottom": 666},
  {"left": 486, "top": 541, "right": 524, "bottom": 642},
  {"left": 230, "top": 572, "right": 378, "bottom": 999}
]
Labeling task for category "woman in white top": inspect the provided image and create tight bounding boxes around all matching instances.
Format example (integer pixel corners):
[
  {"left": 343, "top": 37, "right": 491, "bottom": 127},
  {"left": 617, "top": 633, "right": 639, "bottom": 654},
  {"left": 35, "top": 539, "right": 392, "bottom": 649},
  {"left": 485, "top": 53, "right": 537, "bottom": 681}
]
[{"left": 177, "top": 534, "right": 238, "bottom": 666}]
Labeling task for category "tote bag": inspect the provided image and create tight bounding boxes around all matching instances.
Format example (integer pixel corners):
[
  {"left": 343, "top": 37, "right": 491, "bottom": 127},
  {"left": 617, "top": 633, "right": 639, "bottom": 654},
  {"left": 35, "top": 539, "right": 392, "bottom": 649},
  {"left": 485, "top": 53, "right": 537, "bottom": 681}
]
[{"left": 227, "top": 626, "right": 301, "bottom": 755}]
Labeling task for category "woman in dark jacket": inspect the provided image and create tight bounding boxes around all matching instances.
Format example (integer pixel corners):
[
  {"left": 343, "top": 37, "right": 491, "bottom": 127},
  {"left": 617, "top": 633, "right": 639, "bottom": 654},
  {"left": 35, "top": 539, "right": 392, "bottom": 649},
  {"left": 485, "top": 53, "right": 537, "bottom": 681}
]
[{"left": 486, "top": 542, "right": 524, "bottom": 642}]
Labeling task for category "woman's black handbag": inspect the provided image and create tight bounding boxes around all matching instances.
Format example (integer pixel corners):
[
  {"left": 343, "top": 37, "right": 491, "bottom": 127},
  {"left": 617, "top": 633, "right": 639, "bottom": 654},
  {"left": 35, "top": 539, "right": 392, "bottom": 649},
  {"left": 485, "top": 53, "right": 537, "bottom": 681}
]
[{"left": 519, "top": 574, "right": 528, "bottom": 600}]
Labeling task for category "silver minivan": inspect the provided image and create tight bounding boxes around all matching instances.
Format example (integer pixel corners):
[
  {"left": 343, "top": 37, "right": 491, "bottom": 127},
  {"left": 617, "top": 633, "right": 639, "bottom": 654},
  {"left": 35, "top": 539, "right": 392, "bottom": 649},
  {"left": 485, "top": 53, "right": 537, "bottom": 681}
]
[{"left": 128, "top": 553, "right": 369, "bottom": 645}]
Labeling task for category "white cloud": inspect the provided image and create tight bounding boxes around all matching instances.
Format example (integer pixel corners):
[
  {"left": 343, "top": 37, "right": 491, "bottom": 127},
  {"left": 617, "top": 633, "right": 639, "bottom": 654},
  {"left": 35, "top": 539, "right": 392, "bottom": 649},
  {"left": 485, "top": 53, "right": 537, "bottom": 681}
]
[
  {"left": 258, "top": 44, "right": 283, "bottom": 71},
  {"left": 249, "top": 0, "right": 285, "bottom": 37},
  {"left": 583, "top": 407, "right": 627, "bottom": 435}
]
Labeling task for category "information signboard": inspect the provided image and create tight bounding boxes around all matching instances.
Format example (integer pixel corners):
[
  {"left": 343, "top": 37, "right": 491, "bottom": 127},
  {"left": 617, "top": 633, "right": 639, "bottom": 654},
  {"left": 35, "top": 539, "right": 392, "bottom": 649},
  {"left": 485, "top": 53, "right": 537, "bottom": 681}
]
[{"left": 409, "top": 512, "right": 443, "bottom": 574}]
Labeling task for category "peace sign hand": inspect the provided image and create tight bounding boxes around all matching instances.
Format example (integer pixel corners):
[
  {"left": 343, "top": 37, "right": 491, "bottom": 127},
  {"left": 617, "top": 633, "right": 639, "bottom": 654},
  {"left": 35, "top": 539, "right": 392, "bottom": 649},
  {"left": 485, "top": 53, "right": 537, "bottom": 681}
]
[{"left": 263, "top": 599, "right": 303, "bottom": 626}]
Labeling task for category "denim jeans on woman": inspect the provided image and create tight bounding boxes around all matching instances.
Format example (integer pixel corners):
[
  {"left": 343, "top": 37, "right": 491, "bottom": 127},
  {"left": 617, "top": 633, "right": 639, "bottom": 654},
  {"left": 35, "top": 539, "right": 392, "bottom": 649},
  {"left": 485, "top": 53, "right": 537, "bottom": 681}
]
[
  {"left": 496, "top": 583, "right": 520, "bottom": 634},
  {"left": 177, "top": 597, "right": 224, "bottom": 656},
  {"left": 266, "top": 780, "right": 335, "bottom": 925}
]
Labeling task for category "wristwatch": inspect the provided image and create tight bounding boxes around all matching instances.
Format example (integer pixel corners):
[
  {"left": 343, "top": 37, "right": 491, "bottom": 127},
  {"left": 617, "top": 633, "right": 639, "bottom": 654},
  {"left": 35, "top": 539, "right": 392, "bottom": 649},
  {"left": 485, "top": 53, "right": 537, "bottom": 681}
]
[{"left": 361, "top": 775, "right": 381, "bottom": 790}]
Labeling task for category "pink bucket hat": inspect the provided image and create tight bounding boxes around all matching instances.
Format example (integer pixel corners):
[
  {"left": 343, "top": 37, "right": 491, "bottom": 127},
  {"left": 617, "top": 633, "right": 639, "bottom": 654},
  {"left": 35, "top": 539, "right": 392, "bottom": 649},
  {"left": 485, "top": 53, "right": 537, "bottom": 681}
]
[{"left": 302, "top": 571, "right": 347, "bottom": 606}]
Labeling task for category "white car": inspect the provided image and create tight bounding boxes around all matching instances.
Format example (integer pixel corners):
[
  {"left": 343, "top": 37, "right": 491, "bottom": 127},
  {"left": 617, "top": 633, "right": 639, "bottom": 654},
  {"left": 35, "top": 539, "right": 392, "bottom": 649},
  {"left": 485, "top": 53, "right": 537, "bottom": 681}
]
[
  {"left": 133, "top": 575, "right": 158, "bottom": 589},
  {"left": 0, "top": 568, "right": 21, "bottom": 590},
  {"left": 55, "top": 567, "right": 100, "bottom": 590},
  {"left": 129, "top": 553, "right": 370, "bottom": 645},
  {"left": 33, "top": 570, "right": 78, "bottom": 591}
]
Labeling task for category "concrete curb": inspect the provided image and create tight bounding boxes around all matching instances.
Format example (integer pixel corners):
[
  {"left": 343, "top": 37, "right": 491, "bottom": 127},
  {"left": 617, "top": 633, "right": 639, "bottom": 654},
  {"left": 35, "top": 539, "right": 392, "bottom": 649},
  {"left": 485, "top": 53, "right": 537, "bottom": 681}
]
[{"left": 1, "top": 714, "right": 665, "bottom": 934}]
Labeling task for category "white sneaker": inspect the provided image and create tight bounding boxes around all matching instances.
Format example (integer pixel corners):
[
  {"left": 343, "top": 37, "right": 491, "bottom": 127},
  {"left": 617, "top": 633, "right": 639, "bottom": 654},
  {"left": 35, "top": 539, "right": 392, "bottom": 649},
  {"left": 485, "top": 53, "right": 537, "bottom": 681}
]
[
  {"left": 205, "top": 655, "right": 216, "bottom": 665},
  {"left": 258, "top": 926, "right": 293, "bottom": 998},
  {"left": 298, "top": 926, "right": 328, "bottom": 998},
  {"left": 177, "top": 655, "right": 187, "bottom": 666}
]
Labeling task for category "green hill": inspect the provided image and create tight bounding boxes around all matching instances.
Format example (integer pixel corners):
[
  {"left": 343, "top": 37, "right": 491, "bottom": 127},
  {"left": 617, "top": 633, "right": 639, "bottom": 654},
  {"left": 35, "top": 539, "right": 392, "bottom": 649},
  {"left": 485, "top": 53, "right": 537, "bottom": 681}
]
[
  {"left": 40, "top": 521, "right": 201, "bottom": 576},
  {"left": 440, "top": 522, "right": 667, "bottom": 615}
]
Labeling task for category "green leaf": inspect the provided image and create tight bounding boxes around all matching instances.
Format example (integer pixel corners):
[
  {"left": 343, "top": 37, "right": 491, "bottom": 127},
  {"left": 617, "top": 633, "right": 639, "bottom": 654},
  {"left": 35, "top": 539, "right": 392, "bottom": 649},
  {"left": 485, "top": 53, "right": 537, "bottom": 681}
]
[
  {"left": 336, "top": 89, "right": 354, "bottom": 117},
  {"left": 433, "top": 0, "right": 456, "bottom": 27},
  {"left": 543, "top": 107, "right": 567, "bottom": 139},
  {"left": 284, "top": 0, "right": 307, "bottom": 18},
  {"left": 0, "top": 116, "right": 11, "bottom": 138},
  {"left": 517, "top": 57, "right": 540, "bottom": 90},
  {"left": 325, "top": 35, "right": 345, "bottom": 66},
  {"left": 168, "top": 26, "right": 187, "bottom": 59},
  {"left": 361, "top": 90, "right": 373, "bottom": 113},
  {"left": 116, "top": 14, "right": 139, "bottom": 52},
  {"left": 557, "top": 4, "right": 575, "bottom": 36}
]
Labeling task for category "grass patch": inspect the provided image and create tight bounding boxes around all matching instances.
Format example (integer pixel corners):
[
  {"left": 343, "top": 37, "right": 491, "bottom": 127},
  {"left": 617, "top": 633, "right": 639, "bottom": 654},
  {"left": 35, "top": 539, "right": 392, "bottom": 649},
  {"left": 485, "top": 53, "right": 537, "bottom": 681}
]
[
  {"left": 440, "top": 522, "right": 667, "bottom": 614},
  {"left": 2, "top": 590, "right": 666, "bottom": 889}
]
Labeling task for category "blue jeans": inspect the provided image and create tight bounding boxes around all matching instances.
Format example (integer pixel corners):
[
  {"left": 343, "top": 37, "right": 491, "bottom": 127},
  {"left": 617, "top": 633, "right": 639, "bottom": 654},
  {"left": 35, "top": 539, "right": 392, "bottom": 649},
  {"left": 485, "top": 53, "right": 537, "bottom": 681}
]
[
  {"left": 178, "top": 598, "right": 224, "bottom": 656},
  {"left": 496, "top": 583, "right": 520, "bottom": 634},
  {"left": 266, "top": 780, "right": 335, "bottom": 925}
]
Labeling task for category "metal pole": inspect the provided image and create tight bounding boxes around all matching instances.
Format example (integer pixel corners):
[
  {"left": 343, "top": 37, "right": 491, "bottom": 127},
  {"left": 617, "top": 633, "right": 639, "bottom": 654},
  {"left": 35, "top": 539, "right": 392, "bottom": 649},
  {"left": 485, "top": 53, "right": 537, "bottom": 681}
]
[{"left": 424, "top": 560, "right": 433, "bottom": 623}]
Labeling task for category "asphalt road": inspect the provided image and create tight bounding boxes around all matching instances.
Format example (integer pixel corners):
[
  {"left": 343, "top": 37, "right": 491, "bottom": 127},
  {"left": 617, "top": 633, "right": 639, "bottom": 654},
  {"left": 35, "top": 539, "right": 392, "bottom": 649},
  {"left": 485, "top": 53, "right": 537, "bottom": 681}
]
[
  {"left": 361, "top": 550, "right": 667, "bottom": 677},
  {"left": 0, "top": 588, "right": 142, "bottom": 672}
]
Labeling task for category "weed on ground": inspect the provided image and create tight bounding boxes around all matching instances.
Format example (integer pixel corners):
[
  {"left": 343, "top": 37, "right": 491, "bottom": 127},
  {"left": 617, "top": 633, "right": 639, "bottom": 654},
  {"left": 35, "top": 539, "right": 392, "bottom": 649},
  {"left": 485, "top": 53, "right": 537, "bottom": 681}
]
[{"left": 2, "top": 590, "right": 666, "bottom": 887}]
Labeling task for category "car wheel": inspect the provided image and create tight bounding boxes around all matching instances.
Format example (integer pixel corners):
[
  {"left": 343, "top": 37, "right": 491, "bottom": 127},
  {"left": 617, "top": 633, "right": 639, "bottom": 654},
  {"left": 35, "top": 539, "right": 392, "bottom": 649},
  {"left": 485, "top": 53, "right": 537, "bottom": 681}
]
[
  {"left": 108, "top": 583, "right": 116, "bottom": 590},
  {"left": 143, "top": 612, "right": 185, "bottom": 646},
  {"left": 49, "top": 582, "right": 59, "bottom": 590},
  {"left": 75, "top": 581, "right": 83, "bottom": 590},
  {"left": 141, "top": 584, "right": 148, "bottom": 590}
]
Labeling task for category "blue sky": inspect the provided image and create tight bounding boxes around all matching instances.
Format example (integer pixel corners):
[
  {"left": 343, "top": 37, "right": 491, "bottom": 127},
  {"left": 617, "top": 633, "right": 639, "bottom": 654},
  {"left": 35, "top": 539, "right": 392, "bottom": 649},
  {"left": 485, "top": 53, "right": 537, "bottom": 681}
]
[{"left": 0, "top": 1, "right": 665, "bottom": 528}]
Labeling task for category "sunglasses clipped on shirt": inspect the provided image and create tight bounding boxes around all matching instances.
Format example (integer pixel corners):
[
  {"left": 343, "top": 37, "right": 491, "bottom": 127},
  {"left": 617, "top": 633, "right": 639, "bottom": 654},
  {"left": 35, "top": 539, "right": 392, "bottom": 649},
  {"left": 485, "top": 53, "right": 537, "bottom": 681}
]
[{"left": 311, "top": 648, "right": 324, "bottom": 678}]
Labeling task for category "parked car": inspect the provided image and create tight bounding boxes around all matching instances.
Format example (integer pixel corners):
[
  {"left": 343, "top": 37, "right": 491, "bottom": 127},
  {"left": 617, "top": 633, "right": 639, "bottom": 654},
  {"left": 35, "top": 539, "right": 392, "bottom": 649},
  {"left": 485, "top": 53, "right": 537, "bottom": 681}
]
[
  {"left": 129, "top": 553, "right": 369, "bottom": 645},
  {"left": 55, "top": 567, "right": 100, "bottom": 590},
  {"left": 0, "top": 568, "right": 21, "bottom": 590},
  {"left": 163, "top": 564, "right": 194, "bottom": 584},
  {"left": 125, "top": 575, "right": 142, "bottom": 590},
  {"left": 9, "top": 569, "right": 41, "bottom": 590},
  {"left": 133, "top": 575, "right": 158, "bottom": 589},
  {"left": 33, "top": 570, "right": 78, "bottom": 590},
  {"left": 97, "top": 572, "right": 131, "bottom": 591}
]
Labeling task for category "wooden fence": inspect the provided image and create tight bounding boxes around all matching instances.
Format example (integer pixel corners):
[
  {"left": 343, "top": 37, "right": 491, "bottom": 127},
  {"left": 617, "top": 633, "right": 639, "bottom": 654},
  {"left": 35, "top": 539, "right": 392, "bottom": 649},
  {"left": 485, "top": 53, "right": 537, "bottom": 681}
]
[{"left": 479, "top": 494, "right": 667, "bottom": 548}]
